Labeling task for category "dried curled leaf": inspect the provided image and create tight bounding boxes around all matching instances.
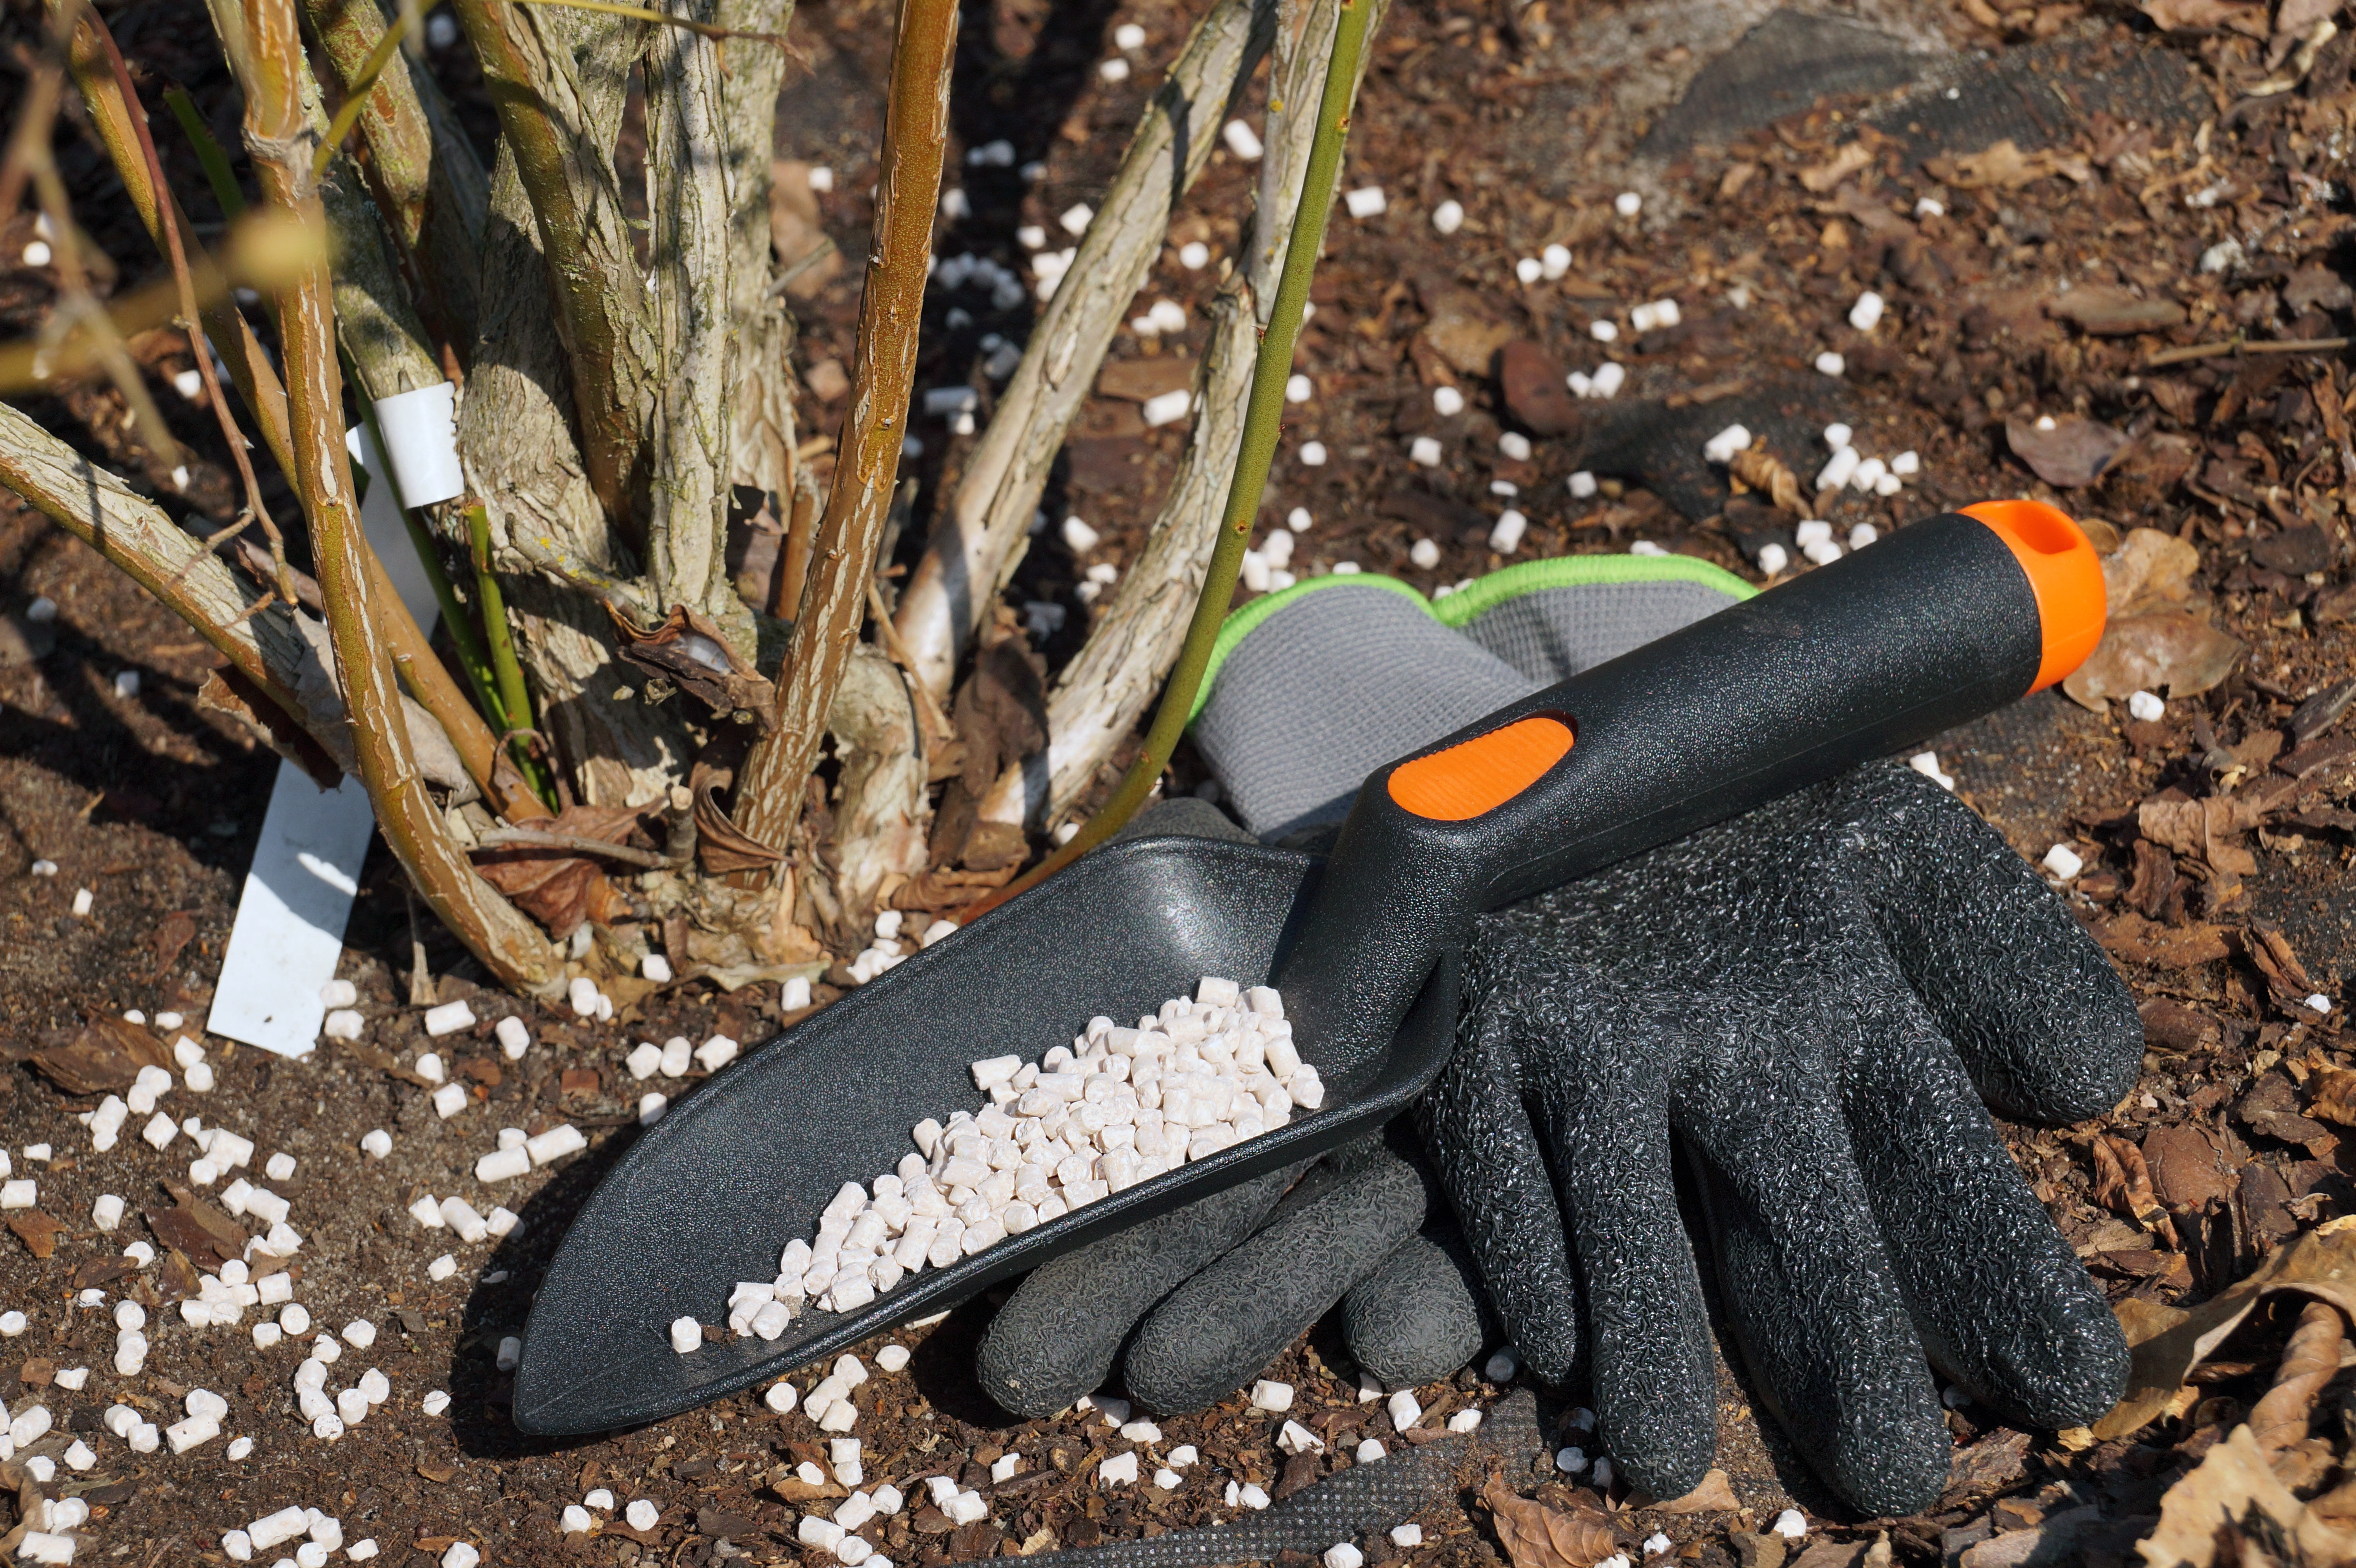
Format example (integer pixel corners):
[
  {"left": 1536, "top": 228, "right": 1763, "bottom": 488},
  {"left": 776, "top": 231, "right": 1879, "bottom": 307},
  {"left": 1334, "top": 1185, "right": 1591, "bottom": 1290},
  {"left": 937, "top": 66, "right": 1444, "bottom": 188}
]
[
  {"left": 695, "top": 785, "right": 786, "bottom": 876},
  {"left": 607, "top": 602, "right": 777, "bottom": 727},
  {"left": 2006, "top": 414, "right": 2131, "bottom": 488},
  {"left": 1482, "top": 1477, "right": 1621, "bottom": 1568},
  {"left": 472, "top": 804, "right": 646, "bottom": 937},
  {"left": 1927, "top": 138, "right": 2094, "bottom": 189},
  {"left": 2249, "top": 1300, "right": 2344, "bottom": 1455},
  {"left": 2064, "top": 612, "right": 2245, "bottom": 710},
  {"left": 2137, "top": 1425, "right": 2354, "bottom": 1567},
  {"left": 1648, "top": 1469, "right": 1740, "bottom": 1514},
  {"left": 1726, "top": 447, "right": 1806, "bottom": 517}
]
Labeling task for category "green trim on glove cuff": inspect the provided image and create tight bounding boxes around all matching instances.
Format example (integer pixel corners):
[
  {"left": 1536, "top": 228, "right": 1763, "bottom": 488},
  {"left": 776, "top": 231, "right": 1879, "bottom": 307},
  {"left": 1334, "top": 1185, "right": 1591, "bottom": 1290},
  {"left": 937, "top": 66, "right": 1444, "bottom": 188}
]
[{"left": 1190, "top": 554, "right": 1756, "bottom": 726}]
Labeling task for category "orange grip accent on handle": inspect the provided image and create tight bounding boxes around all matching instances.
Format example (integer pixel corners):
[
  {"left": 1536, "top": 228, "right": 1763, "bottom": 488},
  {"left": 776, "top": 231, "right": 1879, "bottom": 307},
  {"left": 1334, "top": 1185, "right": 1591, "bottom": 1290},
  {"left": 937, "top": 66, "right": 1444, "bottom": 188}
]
[
  {"left": 1961, "top": 500, "right": 2108, "bottom": 694},
  {"left": 1387, "top": 715, "right": 1575, "bottom": 821}
]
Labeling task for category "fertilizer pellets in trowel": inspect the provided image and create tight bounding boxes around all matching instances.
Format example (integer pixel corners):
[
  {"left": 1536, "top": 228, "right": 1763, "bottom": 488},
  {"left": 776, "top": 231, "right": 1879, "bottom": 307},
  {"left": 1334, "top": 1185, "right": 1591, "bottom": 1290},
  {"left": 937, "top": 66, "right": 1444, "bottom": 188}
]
[{"left": 693, "top": 979, "right": 1319, "bottom": 1347}]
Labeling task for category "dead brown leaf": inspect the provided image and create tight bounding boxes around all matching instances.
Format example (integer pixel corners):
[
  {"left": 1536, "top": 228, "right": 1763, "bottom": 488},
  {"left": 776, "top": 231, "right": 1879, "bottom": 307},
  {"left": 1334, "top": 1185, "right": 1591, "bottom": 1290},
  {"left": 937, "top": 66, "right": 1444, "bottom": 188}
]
[
  {"left": 694, "top": 784, "right": 785, "bottom": 876},
  {"left": 1420, "top": 291, "right": 1515, "bottom": 378},
  {"left": 6, "top": 1211, "right": 61, "bottom": 1259},
  {"left": 2064, "top": 613, "right": 2245, "bottom": 709},
  {"left": 2135, "top": 0, "right": 2270, "bottom": 34},
  {"left": 606, "top": 602, "right": 776, "bottom": 725},
  {"left": 1096, "top": 358, "right": 1196, "bottom": 403},
  {"left": 1498, "top": 341, "right": 1581, "bottom": 437},
  {"left": 2249, "top": 1299, "right": 2343, "bottom": 1454},
  {"left": 1927, "top": 139, "right": 2094, "bottom": 190},
  {"left": 2096, "top": 1221, "right": 2356, "bottom": 1442},
  {"left": 2102, "top": 528, "right": 2204, "bottom": 617},
  {"left": 148, "top": 910, "right": 197, "bottom": 980},
  {"left": 2136, "top": 1425, "right": 2355, "bottom": 1566},
  {"left": 143, "top": 1187, "right": 248, "bottom": 1272},
  {"left": 2095, "top": 912, "right": 2231, "bottom": 968},
  {"left": 472, "top": 803, "right": 647, "bottom": 935},
  {"left": 2006, "top": 414, "right": 2131, "bottom": 487},
  {"left": 17, "top": 1018, "right": 175, "bottom": 1095},
  {"left": 2047, "top": 288, "right": 2188, "bottom": 337},
  {"left": 1647, "top": 1469, "right": 1740, "bottom": 1514},
  {"left": 2092, "top": 1134, "right": 2179, "bottom": 1246},
  {"left": 1799, "top": 142, "right": 1875, "bottom": 193},
  {"left": 1484, "top": 1478, "right": 1622, "bottom": 1568}
]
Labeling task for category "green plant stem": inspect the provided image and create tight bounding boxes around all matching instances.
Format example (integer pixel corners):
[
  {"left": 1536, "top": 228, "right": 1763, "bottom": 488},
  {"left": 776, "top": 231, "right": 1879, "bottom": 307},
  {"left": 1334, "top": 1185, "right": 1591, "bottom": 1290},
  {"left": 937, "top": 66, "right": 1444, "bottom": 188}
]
[
  {"left": 348, "top": 373, "right": 504, "bottom": 728},
  {"left": 466, "top": 502, "right": 556, "bottom": 804},
  {"left": 162, "top": 85, "right": 245, "bottom": 216},
  {"left": 975, "top": 0, "right": 1374, "bottom": 914}
]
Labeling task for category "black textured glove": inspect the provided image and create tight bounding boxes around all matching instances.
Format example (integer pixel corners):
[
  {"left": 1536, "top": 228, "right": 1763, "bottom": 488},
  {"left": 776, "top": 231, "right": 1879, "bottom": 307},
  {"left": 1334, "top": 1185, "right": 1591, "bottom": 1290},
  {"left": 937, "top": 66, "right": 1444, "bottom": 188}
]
[
  {"left": 1421, "top": 762, "right": 2141, "bottom": 1515},
  {"left": 976, "top": 800, "right": 1486, "bottom": 1418}
]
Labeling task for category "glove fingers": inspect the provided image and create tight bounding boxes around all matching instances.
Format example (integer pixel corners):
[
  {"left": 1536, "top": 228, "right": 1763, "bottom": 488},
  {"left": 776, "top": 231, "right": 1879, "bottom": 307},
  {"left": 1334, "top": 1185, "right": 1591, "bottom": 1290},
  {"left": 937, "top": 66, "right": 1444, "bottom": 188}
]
[
  {"left": 1124, "top": 1144, "right": 1428, "bottom": 1412},
  {"left": 1416, "top": 995, "right": 1587, "bottom": 1388},
  {"left": 1840, "top": 764, "right": 2142, "bottom": 1124},
  {"left": 1679, "top": 1040, "right": 1952, "bottom": 1519},
  {"left": 976, "top": 1166, "right": 1294, "bottom": 1416},
  {"left": 1535, "top": 1069, "right": 1716, "bottom": 1503},
  {"left": 1841, "top": 1002, "right": 2130, "bottom": 1429},
  {"left": 1342, "top": 1228, "right": 1487, "bottom": 1389}
]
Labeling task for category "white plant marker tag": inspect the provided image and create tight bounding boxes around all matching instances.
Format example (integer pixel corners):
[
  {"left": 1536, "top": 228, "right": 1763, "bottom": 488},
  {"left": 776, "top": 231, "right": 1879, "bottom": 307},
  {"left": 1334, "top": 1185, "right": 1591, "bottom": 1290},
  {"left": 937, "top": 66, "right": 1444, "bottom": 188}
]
[{"left": 206, "top": 428, "right": 445, "bottom": 1057}]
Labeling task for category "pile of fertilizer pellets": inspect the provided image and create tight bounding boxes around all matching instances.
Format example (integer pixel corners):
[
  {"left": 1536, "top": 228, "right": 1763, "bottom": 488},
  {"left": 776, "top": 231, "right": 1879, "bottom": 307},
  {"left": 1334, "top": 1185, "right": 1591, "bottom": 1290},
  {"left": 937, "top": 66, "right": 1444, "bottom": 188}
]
[{"left": 676, "top": 978, "right": 1322, "bottom": 1352}]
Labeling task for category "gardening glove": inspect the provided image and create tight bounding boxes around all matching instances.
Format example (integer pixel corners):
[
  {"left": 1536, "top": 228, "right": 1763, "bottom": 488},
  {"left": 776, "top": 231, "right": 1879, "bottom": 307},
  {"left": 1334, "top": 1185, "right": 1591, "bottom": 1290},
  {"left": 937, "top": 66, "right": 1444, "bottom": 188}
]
[
  {"left": 974, "top": 799, "right": 1487, "bottom": 1419},
  {"left": 1188, "top": 557, "right": 2141, "bottom": 1517}
]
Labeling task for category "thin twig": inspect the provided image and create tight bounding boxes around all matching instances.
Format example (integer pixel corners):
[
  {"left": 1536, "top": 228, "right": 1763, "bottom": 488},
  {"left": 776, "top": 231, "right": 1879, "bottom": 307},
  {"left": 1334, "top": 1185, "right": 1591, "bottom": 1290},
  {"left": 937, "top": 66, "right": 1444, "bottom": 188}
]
[
  {"left": 971, "top": 0, "right": 1377, "bottom": 915},
  {"left": 466, "top": 503, "right": 556, "bottom": 805},
  {"left": 865, "top": 575, "right": 954, "bottom": 744},
  {"left": 2146, "top": 335, "right": 2350, "bottom": 367},
  {"left": 472, "top": 828, "right": 677, "bottom": 868},
  {"left": 91, "top": 11, "right": 301, "bottom": 611}
]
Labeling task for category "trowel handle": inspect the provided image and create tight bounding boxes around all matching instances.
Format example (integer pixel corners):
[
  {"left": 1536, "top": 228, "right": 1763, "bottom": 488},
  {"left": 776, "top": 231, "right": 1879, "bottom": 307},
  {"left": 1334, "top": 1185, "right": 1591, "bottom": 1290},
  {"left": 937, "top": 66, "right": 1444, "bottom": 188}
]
[{"left": 1283, "top": 501, "right": 2107, "bottom": 1079}]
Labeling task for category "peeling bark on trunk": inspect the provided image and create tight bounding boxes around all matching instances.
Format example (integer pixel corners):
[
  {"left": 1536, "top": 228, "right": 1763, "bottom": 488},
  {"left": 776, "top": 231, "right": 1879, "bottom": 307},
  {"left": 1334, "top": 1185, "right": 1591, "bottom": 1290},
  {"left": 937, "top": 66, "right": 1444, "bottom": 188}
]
[
  {"left": 643, "top": 5, "right": 745, "bottom": 658},
  {"left": 824, "top": 644, "right": 931, "bottom": 930},
  {"left": 464, "top": 142, "right": 694, "bottom": 809}
]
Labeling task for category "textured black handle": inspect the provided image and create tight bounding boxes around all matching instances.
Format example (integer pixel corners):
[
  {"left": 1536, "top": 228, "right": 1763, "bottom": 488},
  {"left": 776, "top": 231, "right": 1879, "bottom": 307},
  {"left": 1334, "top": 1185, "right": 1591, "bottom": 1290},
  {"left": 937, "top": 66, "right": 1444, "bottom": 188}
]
[{"left": 1280, "top": 512, "right": 2056, "bottom": 1089}]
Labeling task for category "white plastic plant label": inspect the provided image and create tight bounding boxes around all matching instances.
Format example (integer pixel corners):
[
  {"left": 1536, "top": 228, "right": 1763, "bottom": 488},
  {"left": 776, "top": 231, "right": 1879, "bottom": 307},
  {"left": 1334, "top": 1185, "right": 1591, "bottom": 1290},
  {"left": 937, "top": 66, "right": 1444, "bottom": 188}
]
[
  {"left": 206, "top": 436, "right": 445, "bottom": 1056},
  {"left": 370, "top": 381, "right": 465, "bottom": 508}
]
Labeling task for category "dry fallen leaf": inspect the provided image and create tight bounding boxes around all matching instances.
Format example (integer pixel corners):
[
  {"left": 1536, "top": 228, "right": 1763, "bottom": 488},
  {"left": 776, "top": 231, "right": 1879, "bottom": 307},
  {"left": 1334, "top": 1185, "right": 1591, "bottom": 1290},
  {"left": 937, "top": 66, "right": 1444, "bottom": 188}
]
[
  {"left": 2248, "top": 1299, "right": 2343, "bottom": 1455},
  {"left": 2136, "top": 1425, "right": 2355, "bottom": 1566},
  {"left": 472, "top": 803, "right": 648, "bottom": 936},
  {"left": 1483, "top": 1477, "right": 1622, "bottom": 1568},
  {"left": 2047, "top": 287, "right": 2188, "bottom": 337},
  {"left": 2095, "top": 912, "right": 2230, "bottom": 969},
  {"left": 2063, "top": 612, "right": 2245, "bottom": 709},
  {"left": 1798, "top": 142, "right": 1874, "bottom": 193},
  {"left": 2135, "top": 0, "right": 2270, "bottom": 34},
  {"left": 1647, "top": 1469, "right": 1741, "bottom": 1514},
  {"left": 1927, "top": 138, "right": 2094, "bottom": 189},
  {"left": 2096, "top": 1222, "right": 2356, "bottom": 1442},
  {"left": 2006, "top": 414, "right": 2131, "bottom": 487},
  {"left": 6, "top": 1211, "right": 62, "bottom": 1260},
  {"left": 2102, "top": 528, "right": 2203, "bottom": 616}
]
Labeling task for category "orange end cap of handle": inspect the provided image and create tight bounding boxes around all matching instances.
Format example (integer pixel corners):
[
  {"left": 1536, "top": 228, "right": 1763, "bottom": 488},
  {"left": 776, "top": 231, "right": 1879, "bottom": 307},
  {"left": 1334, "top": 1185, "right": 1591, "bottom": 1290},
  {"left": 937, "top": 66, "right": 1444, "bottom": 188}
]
[
  {"left": 1388, "top": 715, "right": 1575, "bottom": 821},
  {"left": 1961, "top": 499, "right": 2108, "bottom": 693}
]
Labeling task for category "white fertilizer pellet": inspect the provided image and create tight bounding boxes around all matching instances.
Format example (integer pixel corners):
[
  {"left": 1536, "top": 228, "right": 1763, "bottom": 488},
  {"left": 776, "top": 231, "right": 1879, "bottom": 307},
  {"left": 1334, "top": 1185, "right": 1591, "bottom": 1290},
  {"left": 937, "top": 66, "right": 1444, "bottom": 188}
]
[
  {"left": 1772, "top": 1511, "right": 1807, "bottom": 1540},
  {"left": 1392, "top": 1526, "right": 1423, "bottom": 1548},
  {"left": 423, "top": 1000, "right": 475, "bottom": 1037},
  {"left": 702, "top": 980, "right": 1316, "bottom": 1341},
  {"left": 1324, "top": 1546, "right": 1363, "bottom": 1568},
  {"left": 1250, "top": 1379, "right": 1294, "bottom": 1412},
  {"left": 2128, "top": 690, "right": 2166, "bottom": 721},
  {"left": 1386, "top": 1391, "right": 1421, "bottom": 1431}
]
